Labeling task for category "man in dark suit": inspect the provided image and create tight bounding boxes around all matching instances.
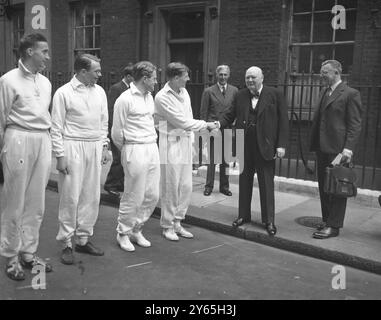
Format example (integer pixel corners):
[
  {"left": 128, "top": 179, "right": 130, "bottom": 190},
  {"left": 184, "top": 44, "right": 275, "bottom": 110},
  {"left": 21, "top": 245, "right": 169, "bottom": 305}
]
[
  {"left": 200, "top": 65, "right": 238, "bottom": 196},
  {"left": 104, "top": 63, "right": 134, "bottom": 197},
  {"left": 219, "top": 66, "right": 289, "bottom": 236},
  {"left": 310, "top": 60, "right": 362, "bottom": 239}
]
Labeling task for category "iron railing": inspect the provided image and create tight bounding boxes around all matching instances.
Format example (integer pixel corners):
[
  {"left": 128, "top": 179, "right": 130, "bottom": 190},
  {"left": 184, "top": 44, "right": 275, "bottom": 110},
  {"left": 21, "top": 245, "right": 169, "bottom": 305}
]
[{"left": 1, "top": 70, "right": 381, "bottom": 190}]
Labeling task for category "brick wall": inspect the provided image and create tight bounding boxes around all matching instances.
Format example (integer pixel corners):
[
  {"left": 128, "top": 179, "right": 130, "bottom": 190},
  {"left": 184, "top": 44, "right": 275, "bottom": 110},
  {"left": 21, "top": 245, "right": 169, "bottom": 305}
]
[
  {"left": 100, "top": 0, "right": 140, "bottom": 75},
  {"left": 351, "top": 0, "right": 381, "bottom": 85},
  {"left": 51, "top": 0, "right": 70, "bottom": 72},
  {"left": 219, "top": 0, "right": 285, "bottom": 88}
]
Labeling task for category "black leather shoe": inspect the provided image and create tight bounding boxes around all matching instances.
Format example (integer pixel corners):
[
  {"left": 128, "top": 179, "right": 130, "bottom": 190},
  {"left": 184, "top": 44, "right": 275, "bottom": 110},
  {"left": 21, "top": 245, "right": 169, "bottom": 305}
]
[
  {"left": 61, "top": 247, "right": 75, "bottom": 265},
  {"left": 378, "top": 195, "right": 381, "bottom": 207},
  {"left": 220, "top": 189, "right": 232, "bottom": 196},
  {"left": 203, "top": 188, "right": 212, "bottom": 196},
  {"left": 316, "top": 222, "right": 326, "bottom": 231},
  {"left": 232, "top": 217, "right": 250, "bottom": 228},
  {"left": 313, "top": 227, "right": 339, "bottom": 239},
  {"left": 75, "top": 242, "right": 104, "bottom": 256},
  {"left": 266, "top": 223, "right": 277, "bottom": 236}
]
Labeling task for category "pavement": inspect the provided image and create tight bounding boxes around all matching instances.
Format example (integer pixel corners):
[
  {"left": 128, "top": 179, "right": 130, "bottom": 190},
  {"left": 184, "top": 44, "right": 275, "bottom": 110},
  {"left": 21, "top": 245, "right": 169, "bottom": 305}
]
[
  {"left": 2, "top": 188, "right": 381, "bottom": 300},
  {"left": 46, "top": 160, "right": 381, "bottom": 276}
]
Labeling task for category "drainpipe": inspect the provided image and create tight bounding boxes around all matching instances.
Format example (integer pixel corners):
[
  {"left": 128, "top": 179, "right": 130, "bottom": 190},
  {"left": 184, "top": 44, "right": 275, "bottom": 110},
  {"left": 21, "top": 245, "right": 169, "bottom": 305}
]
[{"left": 136, "top": 0, "right": 147, "bottom": 61}]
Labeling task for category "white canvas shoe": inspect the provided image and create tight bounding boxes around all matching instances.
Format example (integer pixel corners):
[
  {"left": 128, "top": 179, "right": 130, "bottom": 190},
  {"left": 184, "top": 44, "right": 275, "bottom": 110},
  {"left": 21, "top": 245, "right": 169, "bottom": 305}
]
[
  {"left": 174, "top": 223, "right": 194, "bottom": 239},
  {"left": 130, "top": 231, "right": 151, "bottom": 248},
  {"left": 117, "top": 234, "right": 135, "bottom": 252},
  {"left": 162, "top": 228, "right": 179, "bottom": 241}
]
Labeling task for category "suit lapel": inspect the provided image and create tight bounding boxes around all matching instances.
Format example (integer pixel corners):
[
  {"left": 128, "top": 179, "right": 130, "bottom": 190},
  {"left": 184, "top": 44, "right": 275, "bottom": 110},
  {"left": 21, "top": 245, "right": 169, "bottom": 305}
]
[
  {"left": 256, "top": 86, "right": 268, "bottom": 117},
  {"left": 312, "top": 88, "right": 327, "bottom": 122},
  {"left": 211, "top": 84, "right": 225, "bottom": 105},
  {"left": 243, "top": 88, "right": 251, "bottom": 121},
  {"left": 321, "top": 82, "right": 346, "bottom": 113},
  {"left": 225, "top": 84, "right": 234, "bottom": 102}
]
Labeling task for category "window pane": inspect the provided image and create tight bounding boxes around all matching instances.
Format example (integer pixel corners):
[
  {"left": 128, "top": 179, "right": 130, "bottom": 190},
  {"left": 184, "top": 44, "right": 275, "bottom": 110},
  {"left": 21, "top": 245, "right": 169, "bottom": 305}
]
[
  {"left": 75, "top": 29, "right": 84, "bottom": 48},
  {"left": 293, "top": 0, "right": 312, "bottom": 13},
  {"left": 312, "top": 45, "right": 333, "bottom": 73},
  {"left": 19, "top": 15, "right": 24, "bottom": 29},
  {"left": 292, "top": 14, "right": 311, "bottom": 42},
  {"left": 13, "top": 32, "right": 19, "bottom": 47},
  {"left": 314, "top": 0, "right": 335, "bottom": 11},
  {"left": 85, "top": 27, "right": 94, "bottom": 48},
  {"left": 335, "top": 10, "right": 356, "bottom": 41},
  {"left": 313, "top": 12, "right": 333, "bottom": 42},
  {"left": 169, "top": 11, "right": 205, "bottom": 39},
  {"left": 85, "top": 9, "right": 94, "bottom": 26},
  {"left": 334, "top": 44, "right": 354, "bottom": 73},
  {"left": 75, "top": 8, "right": 84, "bottom": 26},
  {"left": 337, "top": 0, "right": 358, "bottom": 8},
  {"left": 94, "top": 27, "right": 100, "bottom": 48},
  {"left": 95, "top": 12, "right": 101, "bottom": 25},
  {"left": 169, "top": 43, "right": 203, "bottom": 80},
  {"left": 92, "top": 49, "right": 101, "bottom": 59},
  {"left": 294, "top": 46, "right": 312, "bottom": 73}
]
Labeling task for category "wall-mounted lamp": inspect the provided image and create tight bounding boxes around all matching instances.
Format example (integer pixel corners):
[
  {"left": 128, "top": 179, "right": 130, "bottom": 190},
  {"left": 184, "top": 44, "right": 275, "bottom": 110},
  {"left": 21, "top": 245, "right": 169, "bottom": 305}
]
[
  {"left": 371, "top": 8, "right": 381, "bottom": 29},
  {"left": 144, "top": 10, "right": 153, "bottom": 22},
  {"left": 209, "top": 6, "right": 218, "bottom": 19}
]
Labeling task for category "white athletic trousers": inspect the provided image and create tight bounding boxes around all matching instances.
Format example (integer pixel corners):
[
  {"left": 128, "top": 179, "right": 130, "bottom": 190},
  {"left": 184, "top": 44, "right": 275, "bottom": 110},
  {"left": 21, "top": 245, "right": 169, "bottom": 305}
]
[
  {"left": 56, "top": 140, "right": 102, "bottom": 247},
  {"left": 117, "top": 143, "right": 160, "bottom": 235},
  {"left": 0, "top": 128, "right": 51, "bottom": 258},
  {"left": 160, "top": 136, "right": 193, "bottom": 229}
]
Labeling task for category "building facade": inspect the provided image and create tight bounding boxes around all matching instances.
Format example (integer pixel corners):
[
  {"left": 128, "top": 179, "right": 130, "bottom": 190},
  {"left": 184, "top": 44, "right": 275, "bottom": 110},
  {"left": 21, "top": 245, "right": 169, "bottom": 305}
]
[{"left": 1, "top": 0, "right": 381, "bottom": 188}]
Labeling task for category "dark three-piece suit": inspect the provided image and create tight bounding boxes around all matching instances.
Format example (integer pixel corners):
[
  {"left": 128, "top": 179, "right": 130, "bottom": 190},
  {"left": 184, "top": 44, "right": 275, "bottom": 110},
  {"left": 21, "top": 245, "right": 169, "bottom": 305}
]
[{"left": 219, "top": 86, "right": 289, "bottom": 224}]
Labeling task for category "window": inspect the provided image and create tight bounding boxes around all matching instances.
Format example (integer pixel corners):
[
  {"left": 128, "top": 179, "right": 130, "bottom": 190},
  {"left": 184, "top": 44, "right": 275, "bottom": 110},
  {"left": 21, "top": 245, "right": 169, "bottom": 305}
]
[
  {"left": 288, "top": 0, "right": 358, "bottom": 110},
  {"left": 72, "top": 1, "right": 101, "bottom": 58},
  {"left": 167, "top": 10, "right": 205, "bottom": 83},
  {"left": 290, "top": 0, "right": 357, "bottom": 75},
  {"left": 11, "top": 4, "right": 25, "bottom": 65}
]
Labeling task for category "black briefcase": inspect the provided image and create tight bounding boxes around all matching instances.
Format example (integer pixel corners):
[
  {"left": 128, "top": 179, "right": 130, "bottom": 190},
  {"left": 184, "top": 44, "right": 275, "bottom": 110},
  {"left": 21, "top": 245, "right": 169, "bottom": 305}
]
[{"left": 323, "top": 164, "right": 357, "bottom": 198}]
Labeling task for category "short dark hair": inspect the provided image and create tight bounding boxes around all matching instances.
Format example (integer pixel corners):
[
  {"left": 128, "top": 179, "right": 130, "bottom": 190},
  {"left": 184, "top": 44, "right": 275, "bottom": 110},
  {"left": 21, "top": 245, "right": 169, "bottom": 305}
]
[
  {"left": 74, "top": 53, "right": 101, "bottom": 73},
  {"left": 123, "top": 63, "right": 134, "bottom": 77},
  {"left": 19, "top": 33, "right": 48, "bottom": 59},
  {"left": 322, "top": 60, "right": 342, "bottom": 74},
  {"left": 132, "top": 61, "right": 156, "bottom": 81},
  {"left": 166, "top": 62, "right": 189, "bottom": 79}
]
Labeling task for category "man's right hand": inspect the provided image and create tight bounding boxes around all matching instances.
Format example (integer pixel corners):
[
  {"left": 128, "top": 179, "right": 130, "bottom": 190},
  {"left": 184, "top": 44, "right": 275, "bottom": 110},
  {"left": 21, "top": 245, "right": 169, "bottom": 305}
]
[
  {"left": 206, "top": 122, "right": 218, "bottom": 131},
  {"left": 56, "top": 156, "right": 69, "bottom": 175}
]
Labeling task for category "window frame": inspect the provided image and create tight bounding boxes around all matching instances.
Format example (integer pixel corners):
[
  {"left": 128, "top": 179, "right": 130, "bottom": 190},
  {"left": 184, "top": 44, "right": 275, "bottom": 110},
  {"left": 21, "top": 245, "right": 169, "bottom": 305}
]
[
  {"left": 289, "top": 0, "right": 357, "bottom": 76},
  {"left": 11, "top": 4, "right": 25, "bottom": 66},
  {"left": 70, "top": 0, "right": 101, "bottom": 61}
]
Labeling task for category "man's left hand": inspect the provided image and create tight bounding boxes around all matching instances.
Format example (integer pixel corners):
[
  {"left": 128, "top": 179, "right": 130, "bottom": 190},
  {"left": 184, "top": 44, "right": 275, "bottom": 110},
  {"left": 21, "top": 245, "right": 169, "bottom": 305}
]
[
  {"left": 101, "top": 148, "right": 112, "bottom": 165},
  {"left": 275, "top": 147, "right": 286, "bottom": 159}
]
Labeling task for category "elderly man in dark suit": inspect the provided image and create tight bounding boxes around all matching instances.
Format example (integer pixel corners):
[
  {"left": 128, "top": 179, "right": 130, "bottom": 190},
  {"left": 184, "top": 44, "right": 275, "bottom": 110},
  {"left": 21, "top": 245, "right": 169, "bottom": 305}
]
[
  {"left": 104, "top": 63, "right": 134, "bottom": 197},
  {"left": 200, "top": 65, "right": 238, "bottom": 196},
  {"left": 219, "top": 66, "right": 289, "bottom": 236},
  {"left": 310, "top": 60, "right": 362, "bottom": 239}
]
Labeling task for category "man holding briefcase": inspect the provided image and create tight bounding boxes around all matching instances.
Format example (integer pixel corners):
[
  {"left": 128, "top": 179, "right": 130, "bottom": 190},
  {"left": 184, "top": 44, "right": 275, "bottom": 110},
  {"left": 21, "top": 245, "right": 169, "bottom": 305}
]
[{"left": 310, "top": 60, "right": 362, "bottom": 239}]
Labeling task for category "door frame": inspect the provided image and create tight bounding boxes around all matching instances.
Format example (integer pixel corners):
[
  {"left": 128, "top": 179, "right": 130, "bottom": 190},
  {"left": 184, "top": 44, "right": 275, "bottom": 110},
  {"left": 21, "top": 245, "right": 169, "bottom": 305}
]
[{"left": 148, "top": 0, "right": 220, "bottom": 84}]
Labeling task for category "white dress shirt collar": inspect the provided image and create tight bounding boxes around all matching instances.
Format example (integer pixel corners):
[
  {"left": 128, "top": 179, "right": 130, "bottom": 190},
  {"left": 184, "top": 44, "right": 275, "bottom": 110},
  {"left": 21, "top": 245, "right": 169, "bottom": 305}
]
[
  {"left": 217, "top": 83, "right": 227, "bottom": 92},
  {"left": 330, "top": 80, "right": 342, "bottom": 93}
]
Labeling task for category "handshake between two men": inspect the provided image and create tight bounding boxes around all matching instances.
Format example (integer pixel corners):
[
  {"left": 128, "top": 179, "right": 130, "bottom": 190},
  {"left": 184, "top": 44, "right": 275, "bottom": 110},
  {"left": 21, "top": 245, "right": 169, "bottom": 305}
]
[{"left": 206, "top": 121, "right": 219, "bottom": 131}]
